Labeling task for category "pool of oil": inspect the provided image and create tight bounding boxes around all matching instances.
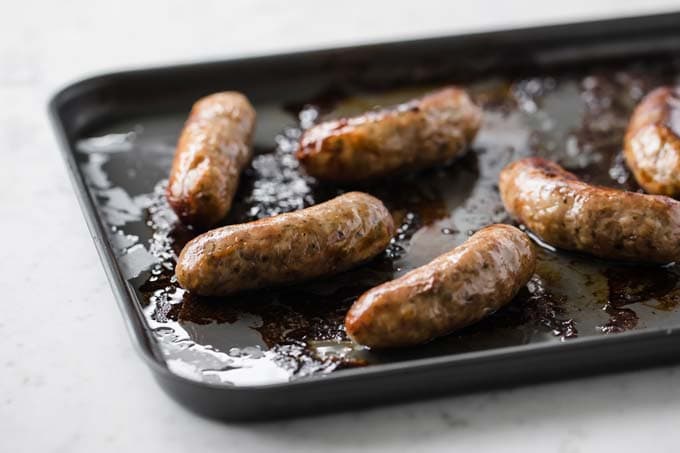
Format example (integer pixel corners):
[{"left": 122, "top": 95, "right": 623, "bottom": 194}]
[{"left": 76, "top": 57, "right": 680, "bottom": 386}]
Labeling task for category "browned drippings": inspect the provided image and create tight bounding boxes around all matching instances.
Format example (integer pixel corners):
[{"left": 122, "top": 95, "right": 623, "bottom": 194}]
[
  {"left": 604, "top": 267, "right": 678, "bottom": 308},
  {"left": 599, "top": 306, "right": 639, "bottom": 334},
  {"left": 456, "top": 275, "right": 577, "bottom": 340},
  {"left": 597, "top": 266, "right": 680, "bottom": 332}
]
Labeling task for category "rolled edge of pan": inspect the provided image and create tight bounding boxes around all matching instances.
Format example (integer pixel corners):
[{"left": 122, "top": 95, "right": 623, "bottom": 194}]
[{"left": 345, "top": 224, "right": 536, "bottom": 348}]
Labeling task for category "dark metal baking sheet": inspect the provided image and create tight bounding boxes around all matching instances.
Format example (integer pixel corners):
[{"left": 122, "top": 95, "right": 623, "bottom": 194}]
[{"left": 50, "top": 11, "right": 680, "bottom": 420}]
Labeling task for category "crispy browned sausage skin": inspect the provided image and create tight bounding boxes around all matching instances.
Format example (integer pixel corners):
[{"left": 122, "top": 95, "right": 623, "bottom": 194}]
[
  {"left": 176, "top": 192, "right": 395, "bottom": 296},
  {"left": 166, "top": 92, "right": 256, "bottom": 229},
  {"left": 624, "top": 86, "right": 680, "bottom": 196},
  {"left": 499, "top": 157, "right": 680, "bottom": 263},
  {"left": 296, "top": 87, "right": 482, "bottom": 182},
  {"left": 345, "top": 224, "right": 535, "bottom": 348}
]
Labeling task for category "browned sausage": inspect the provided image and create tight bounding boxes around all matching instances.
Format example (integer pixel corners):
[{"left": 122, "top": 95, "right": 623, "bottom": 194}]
[
  {"left": 345, "top": 224, "right": 535, "bottom": 348},
  {"left": 499, "top": 157, "right": 680, "bottom": 263},
  {"left": 296, "top": 87, "right": 482, "bottom": 182},
  {"left": 176, "top": 192, "right": 395, "bottom": 296},
  {"left": 166, "top": 92, "right": 256, "bottom": 229},
  {"left": 624, "top": 86, "right": 680, "bottom": 196}
]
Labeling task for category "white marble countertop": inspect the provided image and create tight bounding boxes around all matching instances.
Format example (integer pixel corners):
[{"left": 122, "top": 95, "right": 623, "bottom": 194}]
[{"left": 2, "top": 1, "right": 680, "bottom": 451}]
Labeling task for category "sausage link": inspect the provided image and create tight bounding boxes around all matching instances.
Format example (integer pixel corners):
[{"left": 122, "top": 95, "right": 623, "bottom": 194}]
[
  {"left": 296, "top": 87, "right": 482, "bottom": 182},
  {"left": 345, "top": 224, "right": 535, "bottom": 348},
  {"left": 499, "top": 157, "right": 680, "bottom": 263},
  {"left": 176, "top": 192, "right": 395, "bottom": 296},
  {"left": 624, "top": 86, "right": 680, "bottom": 196},
  {"left": 167, "top": 92, "right": 256, "bottom": 229}
]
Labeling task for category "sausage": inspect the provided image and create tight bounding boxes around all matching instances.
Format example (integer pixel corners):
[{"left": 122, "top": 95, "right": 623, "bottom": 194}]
[
  {"left": 296, "top": 87, "right": 482, "bottom": 182},
  {"left": 176, "top": 192, "right": 395, "bottom": 296},
  {"left": 624, "top": 86, "right": 680, "bottom": 196},
  {"left": 166, "top": 92, "right": 256, "bottom": 229},
  {"left": 499, "top": 157, "right": 680, "bottom": 263},
  {"left": 345, "top": 224, "right": 535, "bottom": 348}
]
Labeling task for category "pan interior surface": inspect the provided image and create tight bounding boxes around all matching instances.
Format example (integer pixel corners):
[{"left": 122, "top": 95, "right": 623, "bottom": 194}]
[{"left": 74, "top": 54, "right": 680, "bottom": 387}]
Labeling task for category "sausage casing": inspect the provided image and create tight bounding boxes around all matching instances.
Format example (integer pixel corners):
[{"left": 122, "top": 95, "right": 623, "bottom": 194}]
[
  {"left": 176, "top": 192, "right": 395, "bottom": 296},
  {"left": 499, "top": 157, "right": 680, "bottom": 263},
  {"left": 296, "top": 87, "right": 482, "bottom": 182},
  {"left": 624, "top": 86, "right": 680, "bottom": 196},
  {"left": 167, "top": 92, "right": 256, "bottom": 229},
  {"left": 345, "top": 224, "right": 536, "bottom": 348}
]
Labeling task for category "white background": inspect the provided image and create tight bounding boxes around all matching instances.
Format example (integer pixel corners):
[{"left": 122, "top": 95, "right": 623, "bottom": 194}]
[{"left": 2, "top": 1, "right": 680, "bottom": 451}]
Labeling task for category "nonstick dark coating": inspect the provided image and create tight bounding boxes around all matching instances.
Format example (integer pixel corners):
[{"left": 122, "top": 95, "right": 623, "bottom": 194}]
[{"left": 50, "top": 12, "right": 680, "bottom": 420}]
